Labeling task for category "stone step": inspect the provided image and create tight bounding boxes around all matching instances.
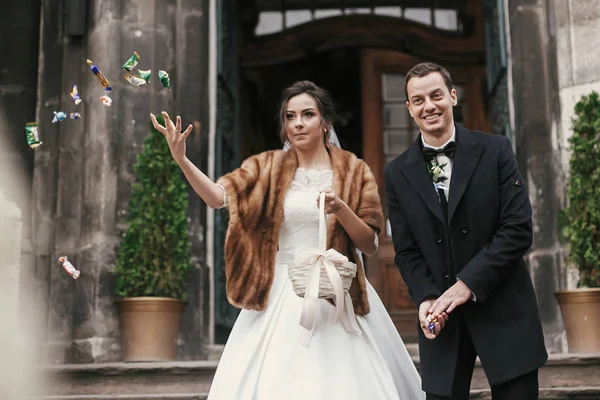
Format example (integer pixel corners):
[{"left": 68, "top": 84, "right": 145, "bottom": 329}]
[
  {"left": 32, "top": 396, "right": 207, "bottom": 400},
  {"left": 470, "top": 353, "right": 600, "bottom": 391},
  {"left": 30, "top": 388, "right": 600, "bottom": 400},
  {"left": 35, "top": 361, "right": 218, "bottom": 397},
  {"left": 35, "top": 353, "right": 600, "bottom": 398},
  {"left": 207, "top": 346, "right": 599, "bottom": 391},
  {"left": 471, "top": 387, "right": 600, "bottom": 400}
]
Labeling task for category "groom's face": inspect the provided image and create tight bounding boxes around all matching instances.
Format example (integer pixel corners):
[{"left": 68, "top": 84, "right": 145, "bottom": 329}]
[{"left": 405, "top": 72, "right": 457, "bottom": 138}]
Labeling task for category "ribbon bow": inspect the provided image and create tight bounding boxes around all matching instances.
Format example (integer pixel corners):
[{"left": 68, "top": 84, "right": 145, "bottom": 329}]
[
  {"left": 423, "top": 141, "right": 456, "bottom": 163},
  {"left": 297, "top": 248, "right": 362, "bottom": 347}
]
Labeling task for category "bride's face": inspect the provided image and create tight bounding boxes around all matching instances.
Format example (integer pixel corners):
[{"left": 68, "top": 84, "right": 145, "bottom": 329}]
[{"left": 285, "top": 93, "right": 326, "bottom": 151}]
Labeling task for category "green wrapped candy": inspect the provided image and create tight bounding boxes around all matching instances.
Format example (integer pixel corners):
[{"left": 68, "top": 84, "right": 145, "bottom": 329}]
[
  {"left": 158, "top": 70, "right": 170, "bottom": 89},
  {"left": 122, "top": 51, "right": 140, "bottom": 71},
  {"left": 25, "top": 122, "right": 41, "bottom": 148},
  {"left": 137, "top": 69, "right": 151, "bottom": 84}
]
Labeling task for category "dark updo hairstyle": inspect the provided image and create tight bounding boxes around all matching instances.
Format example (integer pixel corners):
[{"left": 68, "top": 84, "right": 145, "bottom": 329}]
[{"left": 277, "top": 80, "right": 336, "bottom": 145}]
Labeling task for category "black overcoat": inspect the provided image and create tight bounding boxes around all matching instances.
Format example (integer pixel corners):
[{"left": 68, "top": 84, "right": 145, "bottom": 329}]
[{"left": 384, "top": 124, "right": 548, "bottom": 396}]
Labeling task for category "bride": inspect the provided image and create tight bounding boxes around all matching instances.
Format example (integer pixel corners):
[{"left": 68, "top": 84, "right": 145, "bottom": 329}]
[{"left": 151, "top": 80, "right": 425, "bottom": 399}]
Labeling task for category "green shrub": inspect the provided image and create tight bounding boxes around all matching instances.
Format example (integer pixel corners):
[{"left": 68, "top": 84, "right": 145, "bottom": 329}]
[
  {"left": 561, "top": 91, "right": 600, "bottom": 288},
  {"left": 115, "top": 114, "right": 192, "bottom": 298}
]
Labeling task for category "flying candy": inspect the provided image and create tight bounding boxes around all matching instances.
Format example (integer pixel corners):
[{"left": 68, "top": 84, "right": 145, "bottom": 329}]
[
  {"left": 52, "top": 111, "right": 67, "bottom": 123},
  {"left": 69, "top": 112, "right": 82, "bottom": 120},
  {"left": 137, "top": 69, "right": 151, "bottom": 84},
  {"left": 58, "top": 256, "right": 81, "bottom": 279},
  {"left": 158, "top": 70, "right": 170, "bottom": 89},
  {"left": 122, "top": 51, "right": 140, "bottom": 72},
  {"left": 100, "top": 95, "right": 112, "bottom": 106},
  {"left": 25, "top": 122, "right": 41, "bottom": 148},
  {"left": 70, "top": 85, "right": 82, "bottom": 105},
  {"left": 86, "top": 59, "right": 112, "bottom": 92},
  {"left": 123, "top": 73, "right": 147, "bottom": 87}
]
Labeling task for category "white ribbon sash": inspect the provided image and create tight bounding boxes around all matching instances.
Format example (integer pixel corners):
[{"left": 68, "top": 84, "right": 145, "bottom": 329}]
[{"left": 294, "top": 192, "right": 362, "bottom": 347}]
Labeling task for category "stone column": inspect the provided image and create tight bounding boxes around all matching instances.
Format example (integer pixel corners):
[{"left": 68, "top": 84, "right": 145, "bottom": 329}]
[
  {"left": 0, "top": 0, "right": 41, "bottom": 360},
  {"left": 507, "top": 0, "right": 564, "bottom": 353},
  {"left": 34, "top": 0, "right": 210, "bottom": 363}
]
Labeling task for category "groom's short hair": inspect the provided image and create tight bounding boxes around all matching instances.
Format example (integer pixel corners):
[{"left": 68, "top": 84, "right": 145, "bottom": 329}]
[{"left": 404, "top": 62, "right": 453, "bottom": 99}]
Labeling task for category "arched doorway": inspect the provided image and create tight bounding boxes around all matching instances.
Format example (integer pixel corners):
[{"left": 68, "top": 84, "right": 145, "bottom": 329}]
[{"left": 215, "top": 0, "right": 489, "bottom": 343}]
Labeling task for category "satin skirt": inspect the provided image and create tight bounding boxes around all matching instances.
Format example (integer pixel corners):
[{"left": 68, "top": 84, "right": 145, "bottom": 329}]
[{"left": 207, "top": 261, "right": 425, "bottom": 400}]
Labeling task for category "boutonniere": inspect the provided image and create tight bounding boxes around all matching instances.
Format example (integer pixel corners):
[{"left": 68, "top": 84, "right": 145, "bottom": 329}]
[{"left": 427, "top": 159, "right": 448, "bottom": 184}]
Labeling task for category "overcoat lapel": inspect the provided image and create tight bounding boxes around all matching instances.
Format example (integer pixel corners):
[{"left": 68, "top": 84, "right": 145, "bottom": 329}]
[
  {"left": 447, "top": 125, "right": 482, "bottom": 223},
  {"left": 401, "top": 140, "right": 446, "bottom": 223}
]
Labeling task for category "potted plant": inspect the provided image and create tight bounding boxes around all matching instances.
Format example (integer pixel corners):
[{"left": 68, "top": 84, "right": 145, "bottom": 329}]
[
  {"left": 114, "top": 114, "right": 192, "bottom": 361},
  {"left": 556, "top": 91, "right": 600, "bottom": 353}
]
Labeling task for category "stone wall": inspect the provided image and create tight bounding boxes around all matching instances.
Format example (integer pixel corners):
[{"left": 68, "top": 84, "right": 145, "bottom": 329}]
[
  {"left": 32, "top": 0, "right": 211, "bottom": 363},
  {"left": 507, "top": 0, "right": 564, "bottom": 353},
  {"left": 554, "top": 0, "right": 600, "bottom": 217}
]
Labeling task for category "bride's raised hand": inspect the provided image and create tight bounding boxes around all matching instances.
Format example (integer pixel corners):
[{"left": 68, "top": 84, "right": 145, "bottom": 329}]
[{"left": 150, "top": 111, "right": 194, "bottom": 164}]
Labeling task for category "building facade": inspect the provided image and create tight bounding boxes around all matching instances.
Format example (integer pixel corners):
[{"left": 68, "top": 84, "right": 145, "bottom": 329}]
[{"left": 1, "top": 0, "right": 599, "bottom": 364}]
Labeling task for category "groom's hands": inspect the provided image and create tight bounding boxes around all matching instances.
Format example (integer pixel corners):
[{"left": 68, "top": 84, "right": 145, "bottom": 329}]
[
  {"left": 419, "top": 299, "right": 448, "bottom": 339},
  {"left": 428, "top": 280, "right": 473, "bottom": 319}
]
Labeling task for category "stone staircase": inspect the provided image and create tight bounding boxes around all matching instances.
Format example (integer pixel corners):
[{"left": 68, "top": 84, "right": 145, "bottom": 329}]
[{"left": 31, "top": 346, "right": 600, "bottom": 399}]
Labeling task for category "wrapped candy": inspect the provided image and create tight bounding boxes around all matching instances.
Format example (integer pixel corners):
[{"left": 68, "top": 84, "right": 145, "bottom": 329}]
[
  {"left": 58, "top": 256, "right": 80, "bottom": 279},
  {"left": 123, "top": 73, "right": 146, "bottom": 87},
  {"left": 427, "top": 314, "right": 437, "bottom": 335},
  {"left": 158, "top": 70, "right": 170, "bottom": 89},
  {"left": 69, "top": 112, "right": 82, "bottom": 120},
  {"left": 100, "top": 95, "right": 112, "bottom": 106},
  {"left": 86, "top": 59, "right": 112, "bottom": 92},
  {"left": 137, "top": 69, "right": 151, "bottom": 84},
  {"left": 70, "top": 85, "right": 82, "bottom": 105},
  {"left": 25, "top": 122, "right": 41, "bottom": 148},
  {"left": 52, "top": 111, "right": 67, "bottom": 123},
  {"left": 122, "top": 51, "right": 140, "bottom": 71}
]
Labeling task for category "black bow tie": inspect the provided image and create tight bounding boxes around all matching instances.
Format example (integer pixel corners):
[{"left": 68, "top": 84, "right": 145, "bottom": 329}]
[{"left": 423, "top": 141, "right": 456, "bottom": 163}]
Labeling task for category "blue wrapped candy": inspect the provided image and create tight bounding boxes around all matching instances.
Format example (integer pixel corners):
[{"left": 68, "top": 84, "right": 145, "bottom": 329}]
[{"left": 52, "top": 111, "right": 67, "bottom": 123}]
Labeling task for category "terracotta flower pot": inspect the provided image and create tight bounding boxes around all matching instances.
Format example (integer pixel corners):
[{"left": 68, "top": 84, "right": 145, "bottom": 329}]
[
  {"left": 555, "top": 288, "right": 600, "bottom": 353},
  {"left": 116, "top": 297, "right": 187, "bottom": 362}
]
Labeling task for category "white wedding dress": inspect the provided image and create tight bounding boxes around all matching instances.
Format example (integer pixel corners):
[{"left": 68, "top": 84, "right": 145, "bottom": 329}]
[{"left": 208, "top": 168, "right": 425, "bottom": 400}]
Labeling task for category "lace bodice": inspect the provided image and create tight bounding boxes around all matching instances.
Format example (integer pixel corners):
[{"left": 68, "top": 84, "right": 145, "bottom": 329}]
[
  {"left": 278, "top": 168, "right": 333, "bottom": 252},
  {"left": 215, "top": 167, "right": 378, "bottom": 254}
]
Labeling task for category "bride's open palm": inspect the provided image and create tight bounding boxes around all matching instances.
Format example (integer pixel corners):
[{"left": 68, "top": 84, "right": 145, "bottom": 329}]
[{"left": 150, "top": 111, "right": 194, "bottom": 164}]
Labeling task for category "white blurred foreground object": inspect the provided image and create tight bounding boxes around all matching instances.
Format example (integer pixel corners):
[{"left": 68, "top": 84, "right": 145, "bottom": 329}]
[
  {"left": 0, "top": 189, "right": 46, "bottom": 398},
  {"left": 0, "top": 191, "right": 34, "bottom": 400}
]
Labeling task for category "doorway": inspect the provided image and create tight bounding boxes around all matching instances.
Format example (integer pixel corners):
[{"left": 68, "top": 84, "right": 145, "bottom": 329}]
[
  {"left": 361, "top": 49, "right": 489, "bottom": 342},
  {"left": 215, "top": 0, "right": 489, "bottom": 343},
  {"left": 240, "top": 47, "right": 364, "bottom": 157},
  {"left": 240, "top": 48, "right": 488, "bottom": 343}
]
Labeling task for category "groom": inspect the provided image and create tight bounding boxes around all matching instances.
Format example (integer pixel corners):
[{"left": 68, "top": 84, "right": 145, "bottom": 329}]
[{"left": 384, "top": 62, "right": 547, "bottom": 399}]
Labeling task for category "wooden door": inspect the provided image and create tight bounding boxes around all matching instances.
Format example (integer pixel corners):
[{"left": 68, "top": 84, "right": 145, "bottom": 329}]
[{"left": 361, "top": 49, "right": 489, "bottom": 342}]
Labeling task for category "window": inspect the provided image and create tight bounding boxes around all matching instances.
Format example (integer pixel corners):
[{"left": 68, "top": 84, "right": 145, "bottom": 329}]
[
  {"left": 253, "top": 1, "right": 466, "bottom": 36},
  {"left": 381, "top": 73, "right": 465, "bottom": 236},
  {"left": 381, "top": 73, "right": 465, "bottom": 165}
]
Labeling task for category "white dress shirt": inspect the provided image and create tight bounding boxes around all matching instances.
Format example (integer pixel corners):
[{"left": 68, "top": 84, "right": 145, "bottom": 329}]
[{"left": 421, "top": 127, "right": 456, "bottom": 201}]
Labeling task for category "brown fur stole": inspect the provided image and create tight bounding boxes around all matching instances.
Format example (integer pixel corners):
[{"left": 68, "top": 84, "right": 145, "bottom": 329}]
[{"left": 216, "top": 146, "right": 383, "bottom": 315}]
